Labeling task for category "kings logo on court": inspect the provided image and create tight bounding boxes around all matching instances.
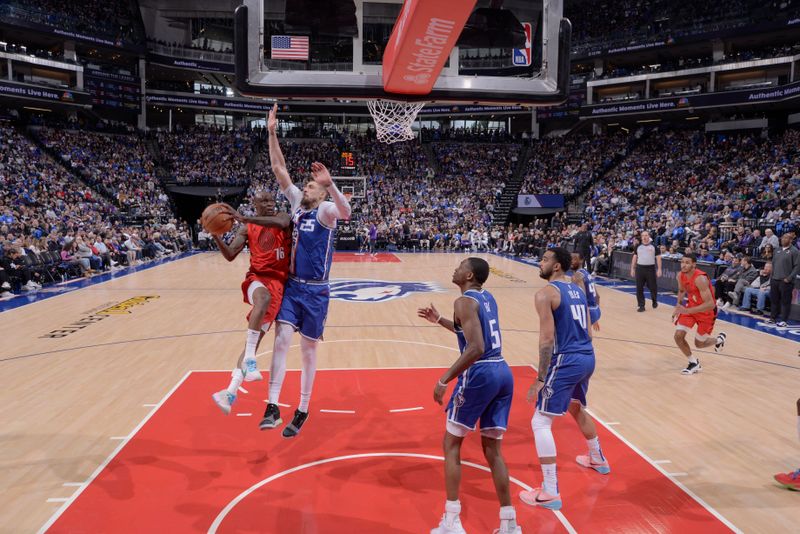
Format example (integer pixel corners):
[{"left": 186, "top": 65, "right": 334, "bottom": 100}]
[{"left": 329, "top": 279, "right": 442, "bottom": 302}]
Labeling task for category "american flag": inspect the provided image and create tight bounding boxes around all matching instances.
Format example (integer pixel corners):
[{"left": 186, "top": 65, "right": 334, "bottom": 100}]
[{"left": 271, "top": 35, "right": 309, "bottom": 60}]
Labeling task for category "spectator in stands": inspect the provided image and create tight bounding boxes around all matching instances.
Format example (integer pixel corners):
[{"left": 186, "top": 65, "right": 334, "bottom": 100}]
[
  {"left": 769, "top": 233, "right": 800, "bottom": 326},
  {"left": 740, "top": 263, "right": 773, "bottom": 315},
  {"left": 715, "top": 254, "right": 743, "bottom": 309},
  {"left": 727, "top": 256, "right": 760, "bottom": 307}
]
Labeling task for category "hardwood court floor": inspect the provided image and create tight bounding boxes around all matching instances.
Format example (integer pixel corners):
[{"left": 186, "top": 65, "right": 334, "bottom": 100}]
[{"left": 0, "top": 252, "right": 798, "bottom": 533}]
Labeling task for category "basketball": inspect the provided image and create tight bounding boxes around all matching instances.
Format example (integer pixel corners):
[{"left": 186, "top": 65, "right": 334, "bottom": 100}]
[{"left": 202, "top": 203, "right": 234, "bottom": 235}]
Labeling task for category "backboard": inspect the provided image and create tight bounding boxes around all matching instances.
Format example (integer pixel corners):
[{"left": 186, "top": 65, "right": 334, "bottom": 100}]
[{"left": 234, "top": 0, "right": 571, "bottom": 106}]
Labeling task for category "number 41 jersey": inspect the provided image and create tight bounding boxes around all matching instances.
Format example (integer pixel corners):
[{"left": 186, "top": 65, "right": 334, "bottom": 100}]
[
  {"left": 455, "top": 289, "right": 503, "bottom": 362},
  {"left": 550, "top": 280, "right": 594, "bottom": 356}
]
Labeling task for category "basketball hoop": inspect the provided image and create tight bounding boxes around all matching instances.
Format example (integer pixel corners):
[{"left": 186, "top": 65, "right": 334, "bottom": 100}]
[{"left": 367, "top": 99, "right": 425, "bottom": 144}]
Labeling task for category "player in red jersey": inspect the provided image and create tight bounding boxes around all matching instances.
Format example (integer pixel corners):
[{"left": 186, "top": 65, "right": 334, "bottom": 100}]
[
  {"left": 672, "top": 253, "right": 726, "bottom": 375},
  {"left": 211, "top": 192, "right": 291, "bottom": 414}
]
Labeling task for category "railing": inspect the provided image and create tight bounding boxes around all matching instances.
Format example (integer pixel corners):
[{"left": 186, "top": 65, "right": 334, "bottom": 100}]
[{"left": 148, "top": 43, "right": 234, "bottom": 64}]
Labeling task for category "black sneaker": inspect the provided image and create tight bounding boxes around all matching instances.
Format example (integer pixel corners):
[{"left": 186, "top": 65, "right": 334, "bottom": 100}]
[
  {"left": 652, "top": 302, "right": 658, "bottom": 309},
  {"left": 259, "top": 403, "right": 282, "bottom": 430},
  {"left": 637, "top": 306, "right": 645, "bottom": 312},
  {"left": 282, "top": 409, "right": 309, "bottom": 438},
  {"left": 681, "top": 360, "right": 702, "bottom": 375},
  {"left": 714, "top": 332, "right": 727, "bottom": 353}
]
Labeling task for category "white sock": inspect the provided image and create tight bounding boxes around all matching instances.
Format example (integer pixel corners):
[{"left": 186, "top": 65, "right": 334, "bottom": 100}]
[
  {"left": 244, "top": 328, "right": 260, "bottom": 361},
  {"left": 445, "top": 499, "right": 461, "bottom": 521},
  {"left": 541, "top": 463, "right": 558, "bottom": 495},
  {"left": 688, "top": 355, "right": 698, "bottom": 364},
  {"left": 298, "top": 337, "right": 317, "bottom": 412},
  {"left": 587, "top": 436, "right": 605, "bottom": 463},
  {"left": 268, "top": 324, "right": 292, "bottom": 404},
  {"left": 499, "top": 505, "right": 516, "bottom": 527},
  {"left": 226, "top": 368, "right": 243, "bottom": 396}
]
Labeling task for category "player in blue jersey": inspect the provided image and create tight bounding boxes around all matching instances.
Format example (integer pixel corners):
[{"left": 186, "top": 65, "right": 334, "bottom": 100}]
[
  {"left": 259, "top": 104, "right": 352, "bottom": 438},
  {"left": 568, "top": 251, "right": 601, "bottom": 330},
  {"left": 418, "top": 258, "right": 521, "bottom": 534},
  {"left": 520, "top": 247, "right": 610, "bottom": 512}
]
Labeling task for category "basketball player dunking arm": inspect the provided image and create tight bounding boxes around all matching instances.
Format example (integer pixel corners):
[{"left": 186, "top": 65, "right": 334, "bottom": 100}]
[
  {"left": 259, "top": 103, "right": 351, "bottom": 438},
  {"left": 521, "top": 247, "right": 610, "bottom": 512},
  {"left": 568, "top": 251, "right": 601, "bottom": 331},
  {"left": 210, "top": 192, "right": 291, "bottom": 415},
  {"left": 417, "top": 258, "right": 521, "bottom": 534},
  {"left": 672, "top": 252, "right": 727, "bottom": 375}
]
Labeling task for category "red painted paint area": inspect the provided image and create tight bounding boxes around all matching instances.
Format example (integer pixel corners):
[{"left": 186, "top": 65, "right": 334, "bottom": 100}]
[
  {"left": 47, "top": 368, "right": 735, "bottom": 533},
  {"left": 333, "top": 252, "right": 401, "bottom": 263}
]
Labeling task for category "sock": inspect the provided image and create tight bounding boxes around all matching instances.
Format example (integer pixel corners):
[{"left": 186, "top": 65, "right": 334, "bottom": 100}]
[
  {"left": 244, "top": 328, "right": 260, "bottom": 361},
  {"left": 688, "top": 355, "right": 698, "bottom": 364},
  {"left": 587, "top": 436, "right": 605, "bottom": 463},
  {"left": 226, "top": 368, "right": 243, "bottom": 396},
  {"left": 499, "top": 506, "right": 516, "bottom": 527},
  {"left": 268, "top": 324, "right": 292, "bottom": 404},
  {"left": 541, "top": 463, "right": 558, "bottom": 495},
  {"left": 445, "top": 500, "right": 461, "bottom": 522},
  {"left": 298, "top": 337, "right": 317, "bottom": 412}
]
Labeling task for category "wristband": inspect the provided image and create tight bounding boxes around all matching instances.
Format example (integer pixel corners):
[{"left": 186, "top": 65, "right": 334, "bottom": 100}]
[
  {"left": 435, "top": 313, "right": 444, "bottom": 324},
  {"left": 437, "top": 379, "right": 448, "bottom": 387}
]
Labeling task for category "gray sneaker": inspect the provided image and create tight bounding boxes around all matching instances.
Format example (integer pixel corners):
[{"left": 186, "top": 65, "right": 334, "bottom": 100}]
[{"left": 259, "top": 403, "right": 282, "bottom": 430}]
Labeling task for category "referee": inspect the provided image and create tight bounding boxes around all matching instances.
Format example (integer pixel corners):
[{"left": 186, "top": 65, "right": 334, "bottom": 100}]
[{"left": 630, "top": 231, "right": 661, "bottom": 312}]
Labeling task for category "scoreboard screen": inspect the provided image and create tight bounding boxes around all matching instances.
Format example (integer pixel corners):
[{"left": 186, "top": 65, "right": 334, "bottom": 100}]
[{"left": 340, "top": 151, "right": 356, "bottom": 175}]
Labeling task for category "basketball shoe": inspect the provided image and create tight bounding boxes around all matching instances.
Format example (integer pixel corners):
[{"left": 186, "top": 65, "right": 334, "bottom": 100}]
[
  {"left": 576, "top": 454, "right": 611, "bottom": 474},
  {"left": 681, "top": 360, "right": 702, "bottom": 375},
  {"left": 212, "top": 391, "right": 235, "bottom": 415},
  {"left": 259, "top": 403, "right": 282, "bottom": 430},
  {"left": 430, "top": 514, "right": 466, "bottom": 534},
  {"left": 519, "top": 488, "right": 562, "bottom": 510},
  {"left": 282, "top": 409, "right": 309, "bottom": 438},
  {"left": 242, "top": 358, "right": 262, "bottom": 381},
  {"left": 774, "top": 469, "right": 800, "bottom": 490},
  {"left": 714, "top": 332, "right": 727, "bottom": 353}
]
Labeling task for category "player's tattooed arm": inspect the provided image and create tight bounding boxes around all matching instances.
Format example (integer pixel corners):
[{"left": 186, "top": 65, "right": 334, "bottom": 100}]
[{"left": 534, "top": 288, "right": 556, "bottom": 381}]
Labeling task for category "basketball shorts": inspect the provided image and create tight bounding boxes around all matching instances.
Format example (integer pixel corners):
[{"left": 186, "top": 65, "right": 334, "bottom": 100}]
[
  {"left": 589, "top": 305, "right": 601, "bottom": 325},
  {"left": 446, "top": 360, "right": 513, "bottom": 436},
  {"left": 276, "top": 278, "right": 330, "bottom": 341},
  {"left": 675, "top": 311, "right": 716, "bottom": 338},
  {"left": 537, "top": 352, "right": 596, "bottom": 416},
  {"left": 241, "top": 274, "right": 285, "bottom": 330}
]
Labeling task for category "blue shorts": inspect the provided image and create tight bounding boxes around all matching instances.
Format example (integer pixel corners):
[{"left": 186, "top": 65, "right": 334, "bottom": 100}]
[
  {"left": 537, "top": 352, "right": 595, "bottom": 416},
  {"left": 589, "top": 306, "right": 601, "bottom": 324},
  {"left": 446, "top": 360, "right": 513, "bottom": 433},
  {"left": 276, "top": 278, "right": 330, "bottom": 341}
]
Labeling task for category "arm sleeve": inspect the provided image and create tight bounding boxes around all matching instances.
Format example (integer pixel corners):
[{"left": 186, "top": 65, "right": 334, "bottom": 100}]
[
  {"left": 318, "top": 201, "right": 340, "bottom": 227},
  {"left": 281, "top": 183, "right": 302, "bottom": 213}
]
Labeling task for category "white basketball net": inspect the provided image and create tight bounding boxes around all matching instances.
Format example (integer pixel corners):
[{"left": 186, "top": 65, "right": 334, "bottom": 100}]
[{"left": 367, "top": 99, "right": 426, "bottom": 144}]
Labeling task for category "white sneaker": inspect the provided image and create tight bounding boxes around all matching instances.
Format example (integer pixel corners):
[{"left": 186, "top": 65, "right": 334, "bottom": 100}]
[
  {"left": 722, "top": 302, "right": 731, "bottom": 310},
  {"left": 777, "top": 321, "right": 788, "bottom": 327},
  {"left": 714, "top": 332, "right": 727, "bottom": 353},
  {"left": 212, "top": 390, "right": 236, "bottom": 415},
  {"left": 431, "top": 514, "right": 467, "bottom": 534},
  {"left": 242, "top": 358, "right": 263, "bottom": 381},
  {"left": 716, "top": 299, "right": 723, "bottom": 307},
  {"left": 0, "top": 291, "right": 13, "bottom": 299}
]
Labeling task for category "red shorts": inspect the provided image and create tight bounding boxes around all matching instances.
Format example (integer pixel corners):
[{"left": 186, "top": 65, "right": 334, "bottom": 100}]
[
  {"left": 675, "top": 311, "right": 716, "bottom": 337},
  {"left": 241, "top": 274, "right": 286, "bottom": 329}
]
